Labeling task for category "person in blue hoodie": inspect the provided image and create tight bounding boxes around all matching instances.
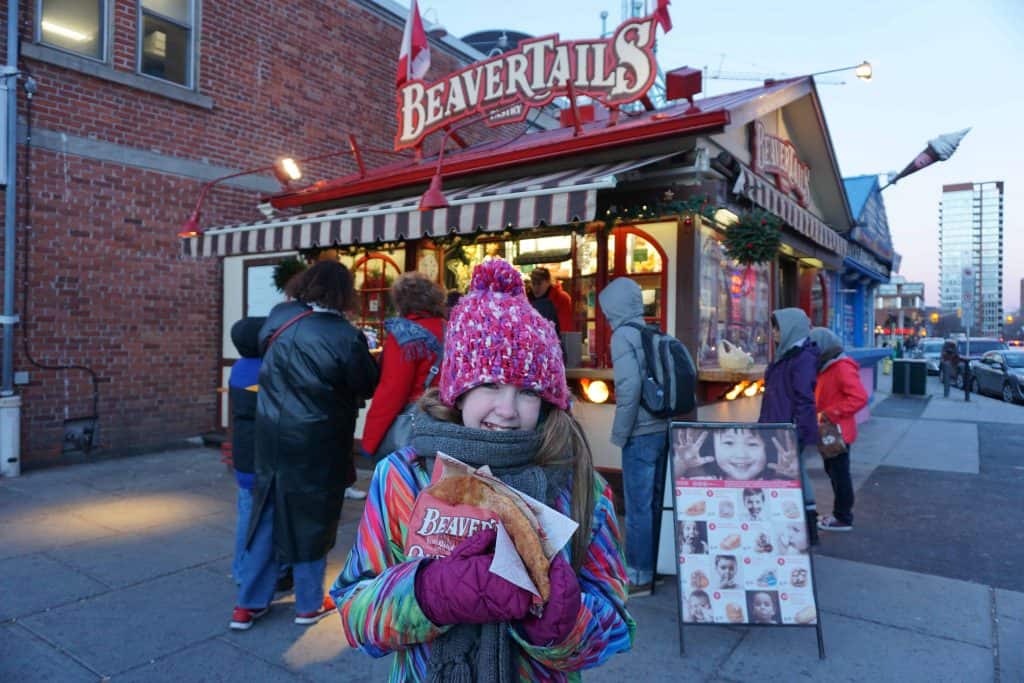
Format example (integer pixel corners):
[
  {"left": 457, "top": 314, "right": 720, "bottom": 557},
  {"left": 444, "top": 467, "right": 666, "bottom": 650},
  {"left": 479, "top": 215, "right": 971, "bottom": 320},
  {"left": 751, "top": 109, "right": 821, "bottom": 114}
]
[
  {"left": 758, "top": 308, "right": 820, "bottom": 545},
  {"left": 228, "top": 317, "right": 265, "bottom": 585}
]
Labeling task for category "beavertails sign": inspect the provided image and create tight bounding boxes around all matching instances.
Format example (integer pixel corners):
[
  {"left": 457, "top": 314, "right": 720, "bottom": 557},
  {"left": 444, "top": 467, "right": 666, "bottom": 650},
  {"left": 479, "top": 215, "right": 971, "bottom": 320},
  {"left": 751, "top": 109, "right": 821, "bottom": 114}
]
[{"left": 395, "top": 14, "right": 667, "bottom": 150}]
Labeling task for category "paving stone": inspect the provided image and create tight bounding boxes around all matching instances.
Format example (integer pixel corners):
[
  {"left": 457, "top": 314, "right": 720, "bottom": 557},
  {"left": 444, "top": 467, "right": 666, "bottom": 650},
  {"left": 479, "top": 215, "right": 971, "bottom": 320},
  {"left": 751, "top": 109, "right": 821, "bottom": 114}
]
[
  {"left": 718, "top": 612, "right": 992, "bottom": 683},
  {"left": 20, "top": 567, "right": 231, "bottom": 676},
  {"left": 65, "top": 491, "right": 230, "bottom": 533},
  {"left": 0, "top": 553, "right": 109, "bottom": 620},
  {"left": 0, "top": 510, "right": 119, "bottom": 561},
  {"left": 116, "top": 637, "right": 297, "bottom": 682},
  {"left": 812, "top": 556, "right": 992, "bottom": 647},
  {"left": 0, "top": 623, "right": 97, "bottom": 682},
  {"left": 45, "top": 522, "right": 232, "bottom": 587}
]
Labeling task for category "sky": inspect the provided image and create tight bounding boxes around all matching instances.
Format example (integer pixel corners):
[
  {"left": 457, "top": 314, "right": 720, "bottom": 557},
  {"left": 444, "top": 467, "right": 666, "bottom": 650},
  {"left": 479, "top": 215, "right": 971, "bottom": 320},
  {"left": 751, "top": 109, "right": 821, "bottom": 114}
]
[{"left": 417, "top": 0, "right": 1023, "bottom": 311}]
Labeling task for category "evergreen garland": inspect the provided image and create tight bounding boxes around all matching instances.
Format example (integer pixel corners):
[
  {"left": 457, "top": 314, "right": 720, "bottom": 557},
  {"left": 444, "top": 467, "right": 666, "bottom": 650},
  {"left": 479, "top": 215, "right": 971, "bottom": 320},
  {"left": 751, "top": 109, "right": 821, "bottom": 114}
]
[{"left": 722, "top": 209, "right": 782, "bottom": 265}]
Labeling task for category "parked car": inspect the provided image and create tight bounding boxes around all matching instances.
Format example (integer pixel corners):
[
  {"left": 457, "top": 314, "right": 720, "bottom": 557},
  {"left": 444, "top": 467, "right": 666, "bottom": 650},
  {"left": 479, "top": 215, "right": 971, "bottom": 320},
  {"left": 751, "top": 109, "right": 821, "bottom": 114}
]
[
  {"left": 968, "top": 350, "right": 1024, "bottom": 403},
  {"left": 914, "top": 339, "right": 946, "bottom": 375},
  {"left": 953, "top": 338, "right": 1008, "bottom": 389}
]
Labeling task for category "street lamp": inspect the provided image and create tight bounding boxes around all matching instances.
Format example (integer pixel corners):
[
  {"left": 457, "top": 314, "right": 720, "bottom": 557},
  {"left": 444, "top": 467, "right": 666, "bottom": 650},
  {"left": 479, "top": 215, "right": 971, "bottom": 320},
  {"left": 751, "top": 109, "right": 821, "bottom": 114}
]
[{"left": 807, "top": 60, "right": 873, "bottom": 81}]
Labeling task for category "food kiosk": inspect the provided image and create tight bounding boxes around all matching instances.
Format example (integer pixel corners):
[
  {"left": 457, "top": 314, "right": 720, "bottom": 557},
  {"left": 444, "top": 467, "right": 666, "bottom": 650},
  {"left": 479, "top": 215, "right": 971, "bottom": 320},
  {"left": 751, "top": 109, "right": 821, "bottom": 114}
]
[{"left": 182, "top": 11, "right": 855, "bottom": 477}]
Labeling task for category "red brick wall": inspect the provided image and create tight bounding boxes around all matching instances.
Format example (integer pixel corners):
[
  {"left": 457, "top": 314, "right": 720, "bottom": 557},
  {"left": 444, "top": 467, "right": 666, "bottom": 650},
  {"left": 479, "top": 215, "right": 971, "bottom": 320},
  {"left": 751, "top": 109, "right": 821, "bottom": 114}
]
[{"left": 5, "top": 1, "right": 510, "bottom": 466}]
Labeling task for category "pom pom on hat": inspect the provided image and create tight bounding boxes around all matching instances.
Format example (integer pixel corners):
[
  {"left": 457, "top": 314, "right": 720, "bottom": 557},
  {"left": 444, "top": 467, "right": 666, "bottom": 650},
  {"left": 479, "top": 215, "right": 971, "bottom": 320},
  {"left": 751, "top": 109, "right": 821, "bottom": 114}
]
[{"left": 440, "top": 259, "right": 569, "bottom": 410}]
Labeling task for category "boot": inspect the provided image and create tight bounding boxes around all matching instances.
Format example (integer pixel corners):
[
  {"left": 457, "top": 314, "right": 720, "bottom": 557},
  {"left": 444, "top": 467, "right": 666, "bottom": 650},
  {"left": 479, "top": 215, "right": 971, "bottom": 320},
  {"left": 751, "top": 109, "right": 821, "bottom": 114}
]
[{"left": 805, "top": 509, "right": 819, "bottom": 547}]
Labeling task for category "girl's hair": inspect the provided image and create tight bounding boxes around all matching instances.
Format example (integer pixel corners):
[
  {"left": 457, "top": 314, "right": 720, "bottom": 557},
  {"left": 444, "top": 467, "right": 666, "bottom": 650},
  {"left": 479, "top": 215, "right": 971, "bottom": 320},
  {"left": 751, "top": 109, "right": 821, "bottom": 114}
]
[
  {"left": 286, "top": 260, "right": 356, "bottom": 313},
  {"left": 391, "top": 271, "right": 447, "bottom": 318},
  {"left": 418, "top": 388, "right": 595, "bottom": 572}
]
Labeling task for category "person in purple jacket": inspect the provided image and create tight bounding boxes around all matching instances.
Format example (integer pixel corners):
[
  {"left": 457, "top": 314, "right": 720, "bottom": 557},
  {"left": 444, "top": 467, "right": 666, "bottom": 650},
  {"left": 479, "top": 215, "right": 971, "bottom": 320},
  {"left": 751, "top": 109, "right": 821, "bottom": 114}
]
[{"left": 758, "top": 308, "right": 820, "bottom": 545}]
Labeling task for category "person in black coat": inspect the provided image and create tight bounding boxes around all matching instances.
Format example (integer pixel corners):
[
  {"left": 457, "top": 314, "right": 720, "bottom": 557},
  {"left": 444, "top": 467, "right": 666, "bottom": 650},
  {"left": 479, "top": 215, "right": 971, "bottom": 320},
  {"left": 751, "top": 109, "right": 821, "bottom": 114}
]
[{"left": 231, "top": 261, "right": 379, "bottom": 631}]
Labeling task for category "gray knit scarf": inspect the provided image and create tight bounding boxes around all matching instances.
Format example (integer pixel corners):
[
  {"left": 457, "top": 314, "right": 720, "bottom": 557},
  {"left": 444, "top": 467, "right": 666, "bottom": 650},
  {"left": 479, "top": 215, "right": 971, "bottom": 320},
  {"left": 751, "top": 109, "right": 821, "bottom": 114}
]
[{"left": 410, "top": 409, "right": 559, "bottom": 683}]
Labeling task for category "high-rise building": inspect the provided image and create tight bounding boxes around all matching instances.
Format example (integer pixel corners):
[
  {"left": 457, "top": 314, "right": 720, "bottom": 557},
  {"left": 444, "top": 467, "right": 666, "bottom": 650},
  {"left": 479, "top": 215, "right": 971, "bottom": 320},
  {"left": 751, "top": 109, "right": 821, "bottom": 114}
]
[{"left": 938, "top": 181, "right": 1004, "bottom": 336}]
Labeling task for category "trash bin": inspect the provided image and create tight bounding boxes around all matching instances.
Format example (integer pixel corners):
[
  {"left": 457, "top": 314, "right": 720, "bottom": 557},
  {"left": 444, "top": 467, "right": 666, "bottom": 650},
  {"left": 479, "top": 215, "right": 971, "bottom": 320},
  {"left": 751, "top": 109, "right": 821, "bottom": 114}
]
[{"left": 892, "top": 359, "right": 928, "bottom": 395}]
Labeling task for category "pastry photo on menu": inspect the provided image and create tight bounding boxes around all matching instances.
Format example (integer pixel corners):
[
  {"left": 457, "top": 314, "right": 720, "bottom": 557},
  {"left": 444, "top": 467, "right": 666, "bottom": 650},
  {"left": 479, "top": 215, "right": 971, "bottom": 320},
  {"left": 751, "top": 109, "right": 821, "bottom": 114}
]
[
  {"left": 706, "top": 521, "right": 743, "bottom": 553},
  {"left": 742, "top": 557, "right": 778, "bottom": 591},
  {"left": 678, "top": 555, "right": 713, "bottom": 592},
  {"left": 711, "top": 590, "right": 747, "bottom": 624},
  {"left": 715, "top": 490, "right": 739, "bottom": 519},
  {"left": 778, "top": 557, "right": 811, "bottom": 589},
  {"left": 675, "top": 487, "right": 709, "bottom": 520},
  {"left": 780, "top": 590, "right": 818, "bottom": 625}
]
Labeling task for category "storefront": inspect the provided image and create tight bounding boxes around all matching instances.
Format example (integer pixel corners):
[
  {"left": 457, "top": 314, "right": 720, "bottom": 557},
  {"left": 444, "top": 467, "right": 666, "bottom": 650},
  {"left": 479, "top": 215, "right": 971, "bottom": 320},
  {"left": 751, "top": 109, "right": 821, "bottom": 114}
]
[
  {"left": 182, "top": 15, "right": 856, "bottom": 474},
  {"left": 841, "top": 174, "right": 895, "bottom": 348}
]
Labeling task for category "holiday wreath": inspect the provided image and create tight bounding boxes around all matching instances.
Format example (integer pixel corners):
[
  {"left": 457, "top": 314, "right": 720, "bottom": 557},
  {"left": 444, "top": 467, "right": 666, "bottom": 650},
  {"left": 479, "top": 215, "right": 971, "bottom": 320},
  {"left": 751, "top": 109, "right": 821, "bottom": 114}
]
[{"left": 722, "top": 209, "right": 782, "bottom": 265}]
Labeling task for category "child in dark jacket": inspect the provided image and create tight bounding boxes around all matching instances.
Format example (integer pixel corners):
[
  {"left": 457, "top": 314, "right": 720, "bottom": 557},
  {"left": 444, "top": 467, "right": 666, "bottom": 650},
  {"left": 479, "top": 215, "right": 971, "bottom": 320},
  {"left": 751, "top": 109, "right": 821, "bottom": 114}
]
[
  {"left": 758, "top": 308, "right": 820, "bottom": 544},
  {"left": 228, "top": 317, "right": 265, "bottom": 584}
]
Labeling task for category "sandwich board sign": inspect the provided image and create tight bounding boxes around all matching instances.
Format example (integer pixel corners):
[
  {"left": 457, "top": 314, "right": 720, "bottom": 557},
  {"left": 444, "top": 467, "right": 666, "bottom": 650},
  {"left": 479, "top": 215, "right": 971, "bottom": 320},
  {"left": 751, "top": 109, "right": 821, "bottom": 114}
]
[{"left": 670, "top": 422, "right": 825, "bottom": 659}]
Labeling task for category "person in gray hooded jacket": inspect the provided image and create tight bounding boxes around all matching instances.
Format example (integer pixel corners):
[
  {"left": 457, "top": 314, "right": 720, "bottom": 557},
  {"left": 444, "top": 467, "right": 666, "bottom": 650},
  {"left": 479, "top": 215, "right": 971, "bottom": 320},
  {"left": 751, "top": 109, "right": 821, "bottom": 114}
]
[{"left": 599, "top": 277, "right": 669, "bottom": 596}]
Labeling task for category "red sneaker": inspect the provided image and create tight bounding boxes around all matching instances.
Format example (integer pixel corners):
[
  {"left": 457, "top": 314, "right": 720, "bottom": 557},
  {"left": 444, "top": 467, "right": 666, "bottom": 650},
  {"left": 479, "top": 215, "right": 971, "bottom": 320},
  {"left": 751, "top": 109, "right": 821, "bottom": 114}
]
[
  {"left": 229, "top": 606, "right": 268, "bottom": 631},
  {"left": 295, "top": 595, "right": 336, "bottom": 625}
]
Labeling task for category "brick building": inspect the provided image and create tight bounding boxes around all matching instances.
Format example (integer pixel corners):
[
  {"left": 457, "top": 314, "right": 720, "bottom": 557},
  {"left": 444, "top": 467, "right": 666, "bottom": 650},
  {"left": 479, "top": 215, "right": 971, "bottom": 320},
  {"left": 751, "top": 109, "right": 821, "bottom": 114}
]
[{"left": 2, "top": 0, "right": 498, "bottom": 467}]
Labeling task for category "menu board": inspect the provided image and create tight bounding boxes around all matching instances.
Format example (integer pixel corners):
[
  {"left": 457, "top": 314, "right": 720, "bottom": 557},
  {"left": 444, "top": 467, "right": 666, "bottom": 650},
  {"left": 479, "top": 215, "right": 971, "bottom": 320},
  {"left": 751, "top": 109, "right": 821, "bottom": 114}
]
[{"left": 671, "top": 423, "right": 821, "bottom": 633}]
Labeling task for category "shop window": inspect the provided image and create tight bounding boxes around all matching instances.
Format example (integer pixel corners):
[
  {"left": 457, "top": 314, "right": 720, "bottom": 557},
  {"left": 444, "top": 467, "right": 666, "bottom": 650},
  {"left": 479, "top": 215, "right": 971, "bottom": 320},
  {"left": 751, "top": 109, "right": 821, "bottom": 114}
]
[
  {"left": 698, "top": 226, "right": 771, "bottom": 371},
  {"left": 799, "top": 268, "right": 829, "bottom": 328},
  {"left": 352, "top": 252, "right": 403, "bottom": 345},
  {"left": 138, "top": 0, "right": 194, "bottom": 87},
  {"left": 38, "top": 0, "right": 107, "bottom": 60}
]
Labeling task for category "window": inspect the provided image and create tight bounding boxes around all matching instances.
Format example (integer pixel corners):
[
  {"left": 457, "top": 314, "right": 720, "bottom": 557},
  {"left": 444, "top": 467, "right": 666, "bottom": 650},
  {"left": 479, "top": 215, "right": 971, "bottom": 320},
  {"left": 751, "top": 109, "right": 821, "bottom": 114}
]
[
  {"left": 38, "top": 0, "right": 106, "bottom": 60},
  {"left": 138, "top": 0, "right": 194, "bottom": 87}
]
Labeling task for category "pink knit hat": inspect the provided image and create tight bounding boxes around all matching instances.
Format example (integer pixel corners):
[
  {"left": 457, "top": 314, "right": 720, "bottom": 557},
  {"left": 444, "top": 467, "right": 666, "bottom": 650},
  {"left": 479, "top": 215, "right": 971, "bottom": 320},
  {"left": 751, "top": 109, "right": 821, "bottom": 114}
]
[{"left": 439, "top": 259, "right": 569, "bottom": 410}]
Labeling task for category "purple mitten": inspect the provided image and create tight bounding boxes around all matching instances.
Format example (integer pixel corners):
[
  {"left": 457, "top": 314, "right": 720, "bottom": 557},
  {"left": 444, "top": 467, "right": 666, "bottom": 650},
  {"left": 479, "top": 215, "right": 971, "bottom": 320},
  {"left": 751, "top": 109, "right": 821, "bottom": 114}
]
[
  {"left": 520, "top": 554, "right": 582, "bottom": 645},
  {"left": 414, "top": 528, "right": 533, "bottom": 626}
]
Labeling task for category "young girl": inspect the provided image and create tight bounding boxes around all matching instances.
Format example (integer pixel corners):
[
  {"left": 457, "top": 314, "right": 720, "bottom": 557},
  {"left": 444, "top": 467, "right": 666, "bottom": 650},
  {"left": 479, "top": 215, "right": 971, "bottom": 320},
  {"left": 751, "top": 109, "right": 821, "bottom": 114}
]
[
  {"left": 330, "top": 259, "right": 634, "bottom": 681},
  {"left": 673, "top": 427, "right": 794, "bottom": 482},
  {"left": 808, "top": 327, "right": 868, "bottom": 532}
]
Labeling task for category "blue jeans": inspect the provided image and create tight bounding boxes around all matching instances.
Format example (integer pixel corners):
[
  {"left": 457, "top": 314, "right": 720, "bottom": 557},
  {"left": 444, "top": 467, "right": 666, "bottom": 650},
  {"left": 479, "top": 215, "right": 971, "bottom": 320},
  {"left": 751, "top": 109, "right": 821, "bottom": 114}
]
[
  {"left": 233, "top": 486, "right": 254, "bottom": 584},
  {"left": 237, "top": 492, "right": 327, "bottom": 614},
  {"left": 621, "top": 430, "right": 668, "bottom": 586}
]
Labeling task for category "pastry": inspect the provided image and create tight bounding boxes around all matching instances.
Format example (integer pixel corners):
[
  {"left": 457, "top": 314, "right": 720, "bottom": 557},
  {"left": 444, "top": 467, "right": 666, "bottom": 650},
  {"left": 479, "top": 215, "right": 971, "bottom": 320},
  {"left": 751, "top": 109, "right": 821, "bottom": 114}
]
[
  {"left": 721, "top": 533, "right": 741, "bottom": 550},
  {"left": 790, "top": 568, "right": 808, "bottom": 587},
  {"left": 428, "top": 475, "right": 550, "bottom": 601},
  {"left": 725, "top": 603, "right": 744, "bottom": 623},
  {"left": 794, "top": 605, "right": 817, "bottom": 624},
  {"left": 719, "top": 500, "right": 734, "bottom": 518},
  {"left": 689, "top": 570, "right": 709, "bottom": 589},
  {"left": 783, "top": 501, "right": 801, "bottom": 519},
  {"left": 686, "top": 500, "right": 706, "bottom": 516}
]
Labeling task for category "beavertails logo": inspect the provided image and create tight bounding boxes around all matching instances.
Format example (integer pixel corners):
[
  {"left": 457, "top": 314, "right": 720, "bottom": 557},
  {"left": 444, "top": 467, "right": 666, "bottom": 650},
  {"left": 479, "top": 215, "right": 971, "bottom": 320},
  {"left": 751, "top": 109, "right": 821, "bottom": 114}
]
[
  {"left": 406, "top": 500, "right": 501, "bottom": 558},
  {"left": 395, "top": 16, "right": 661, "bottom": 150}
]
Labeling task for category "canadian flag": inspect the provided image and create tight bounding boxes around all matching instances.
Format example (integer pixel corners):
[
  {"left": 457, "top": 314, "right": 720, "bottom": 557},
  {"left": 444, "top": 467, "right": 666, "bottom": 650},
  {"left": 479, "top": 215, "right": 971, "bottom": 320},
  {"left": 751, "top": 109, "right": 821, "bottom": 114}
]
[
  {"left": 655, "top": 0, "right": 672, "bottom": 33},
  {"left": 396, "top": 0, "right": 431, "bottom": 88}
]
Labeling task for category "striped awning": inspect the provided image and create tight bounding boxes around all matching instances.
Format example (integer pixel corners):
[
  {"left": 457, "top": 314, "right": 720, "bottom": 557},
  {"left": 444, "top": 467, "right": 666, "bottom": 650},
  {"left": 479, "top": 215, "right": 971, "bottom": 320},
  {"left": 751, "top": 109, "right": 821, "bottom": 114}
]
[
  {"left": 732, "top": 166, "right": 847, "bottom": 257},
  {"left": 180, "top": 155, "right": 674, "bottom": 258}
]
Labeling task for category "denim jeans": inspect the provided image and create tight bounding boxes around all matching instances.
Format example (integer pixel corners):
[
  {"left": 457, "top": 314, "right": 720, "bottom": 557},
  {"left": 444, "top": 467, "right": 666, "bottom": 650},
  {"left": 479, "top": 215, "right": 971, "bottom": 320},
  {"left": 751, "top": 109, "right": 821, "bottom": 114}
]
[
  {"left": 237, "top": 491, "right": 327, "bottom": 614},
  {"left": 823, "top": 450, "right": 854, "bottom": 525},
  {"left": 621, "top": 430, "right": 668, "bottom": 586},
  {"left": 232, "top": 486, "right": 254, "bottom": 584}
]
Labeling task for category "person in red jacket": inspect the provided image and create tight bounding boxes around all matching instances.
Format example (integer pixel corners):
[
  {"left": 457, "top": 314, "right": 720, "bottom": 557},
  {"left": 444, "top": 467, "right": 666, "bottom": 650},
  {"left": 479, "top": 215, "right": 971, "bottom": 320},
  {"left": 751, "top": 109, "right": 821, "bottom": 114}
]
[
  {"left": 360, "top": 272, "right": 446, "bottom": 460},
  {"left": 529, "top": 267, "right": 575, "bottom": 332},
  {"left": 808, "top": 327, "right": 868, "bottom": 532}
]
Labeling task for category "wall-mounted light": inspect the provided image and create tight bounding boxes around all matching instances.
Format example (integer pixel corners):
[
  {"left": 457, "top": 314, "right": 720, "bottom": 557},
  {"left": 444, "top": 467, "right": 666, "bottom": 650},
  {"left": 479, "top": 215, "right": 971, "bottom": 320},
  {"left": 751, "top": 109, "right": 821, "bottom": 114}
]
[{"left": 274, "top": 158, "right": 302, "bottom": 186}]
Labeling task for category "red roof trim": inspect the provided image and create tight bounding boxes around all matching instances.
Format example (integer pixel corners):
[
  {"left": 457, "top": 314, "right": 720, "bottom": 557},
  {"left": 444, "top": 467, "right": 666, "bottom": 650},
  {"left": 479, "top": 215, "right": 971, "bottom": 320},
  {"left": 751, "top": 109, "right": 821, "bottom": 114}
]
[{"left": 271, "top": 108, "right": 730, "bottom": 210}]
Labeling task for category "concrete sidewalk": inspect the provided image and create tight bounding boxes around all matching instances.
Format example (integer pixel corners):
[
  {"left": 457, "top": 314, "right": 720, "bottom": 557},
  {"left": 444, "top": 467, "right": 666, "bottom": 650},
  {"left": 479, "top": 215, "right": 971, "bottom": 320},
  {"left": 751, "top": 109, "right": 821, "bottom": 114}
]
[{"left": 1, "top": 375, "right": 1021, "bottom": 682}]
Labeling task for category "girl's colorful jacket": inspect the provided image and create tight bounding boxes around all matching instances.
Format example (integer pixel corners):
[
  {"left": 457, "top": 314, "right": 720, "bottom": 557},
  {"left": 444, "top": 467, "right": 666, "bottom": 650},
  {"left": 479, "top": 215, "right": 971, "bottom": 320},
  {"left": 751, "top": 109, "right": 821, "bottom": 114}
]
[{"left": 330, "top": 447, "right": 636, "bottom": 682}]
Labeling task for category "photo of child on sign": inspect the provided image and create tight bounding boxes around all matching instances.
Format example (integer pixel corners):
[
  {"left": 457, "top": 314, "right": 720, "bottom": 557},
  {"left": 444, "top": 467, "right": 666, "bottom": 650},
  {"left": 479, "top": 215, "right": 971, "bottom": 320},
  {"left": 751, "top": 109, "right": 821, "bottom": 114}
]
[{"left": 672, "top": 427, "right": 798, "bottom": 482}]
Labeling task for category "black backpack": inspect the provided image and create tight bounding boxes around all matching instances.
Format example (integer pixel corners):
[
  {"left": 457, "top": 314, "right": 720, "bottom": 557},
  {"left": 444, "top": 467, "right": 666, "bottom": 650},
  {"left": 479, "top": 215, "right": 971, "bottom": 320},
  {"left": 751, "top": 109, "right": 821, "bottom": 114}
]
[{"left": 624, "top": 322, "right": 697, "bottom": 418}]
